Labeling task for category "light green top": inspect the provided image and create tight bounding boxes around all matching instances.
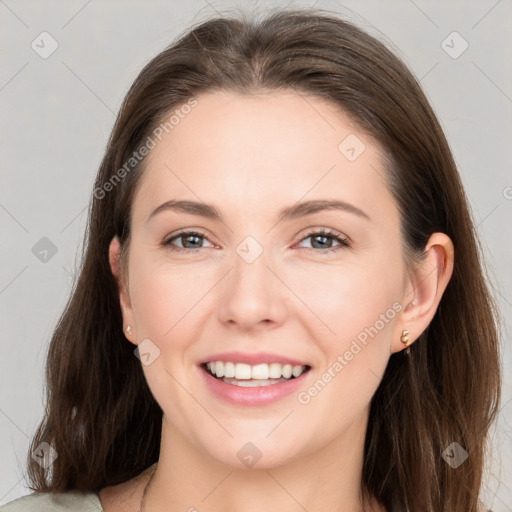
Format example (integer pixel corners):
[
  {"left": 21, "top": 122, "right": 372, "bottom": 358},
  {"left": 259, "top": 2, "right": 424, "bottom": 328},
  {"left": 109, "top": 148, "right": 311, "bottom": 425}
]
[{"left": 0, "top": 491, "right": 104, "bottom": 511}]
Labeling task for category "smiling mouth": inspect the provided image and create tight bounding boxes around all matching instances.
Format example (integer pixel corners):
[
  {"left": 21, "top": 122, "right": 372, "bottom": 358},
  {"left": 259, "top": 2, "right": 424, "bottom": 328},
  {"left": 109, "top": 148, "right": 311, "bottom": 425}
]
[{"left": 201, "top": 362, "right": 312, "bottom": 387}]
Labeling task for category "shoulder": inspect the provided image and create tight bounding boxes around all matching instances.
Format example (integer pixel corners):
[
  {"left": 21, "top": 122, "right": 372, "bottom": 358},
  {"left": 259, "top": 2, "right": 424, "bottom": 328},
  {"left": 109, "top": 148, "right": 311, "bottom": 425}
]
[{"left": 0, "top": 491, "right": 103, "bottom": 512}]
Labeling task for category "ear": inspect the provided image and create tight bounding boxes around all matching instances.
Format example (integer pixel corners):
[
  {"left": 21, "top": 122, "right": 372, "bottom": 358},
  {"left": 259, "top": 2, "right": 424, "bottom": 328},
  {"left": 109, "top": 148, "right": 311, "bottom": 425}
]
[
  {"left": 109, "top": 236, "right": 137, "bottom": 346},
  {"left": 392, "top": 232, "right": 454, "bottom": 353}
]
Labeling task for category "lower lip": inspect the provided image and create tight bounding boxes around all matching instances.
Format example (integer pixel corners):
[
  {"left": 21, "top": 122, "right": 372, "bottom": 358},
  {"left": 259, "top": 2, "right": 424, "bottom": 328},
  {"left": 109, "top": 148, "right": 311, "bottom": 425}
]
[{"left": 199, "top": 365, "right": 311, "bottom": 406}]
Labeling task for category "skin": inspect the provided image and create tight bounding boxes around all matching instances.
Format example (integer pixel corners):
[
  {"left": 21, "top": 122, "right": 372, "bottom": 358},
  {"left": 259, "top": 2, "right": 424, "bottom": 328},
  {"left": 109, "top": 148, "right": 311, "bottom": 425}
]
[{"left": 102, "top": 90, "right": 454, "bottom": 512}]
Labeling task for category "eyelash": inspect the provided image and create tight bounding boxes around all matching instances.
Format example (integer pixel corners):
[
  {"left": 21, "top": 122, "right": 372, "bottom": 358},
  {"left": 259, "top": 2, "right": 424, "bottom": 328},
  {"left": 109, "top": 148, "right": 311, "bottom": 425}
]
[{"left": 162, "top": 228, "right": 350, "bottom": 254}]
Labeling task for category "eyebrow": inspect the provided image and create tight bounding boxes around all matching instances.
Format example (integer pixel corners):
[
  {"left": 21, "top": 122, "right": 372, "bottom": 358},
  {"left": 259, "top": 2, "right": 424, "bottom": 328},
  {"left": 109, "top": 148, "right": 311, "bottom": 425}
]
[{"left": 147, "top": 199, "right": 371, "bottom": 224}]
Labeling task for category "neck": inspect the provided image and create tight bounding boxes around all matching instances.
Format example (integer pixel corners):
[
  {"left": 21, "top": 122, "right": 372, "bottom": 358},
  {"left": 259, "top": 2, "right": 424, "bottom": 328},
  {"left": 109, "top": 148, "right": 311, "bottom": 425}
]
[{"left": 145, "top": 407, "right": 382, "bottom": 512}]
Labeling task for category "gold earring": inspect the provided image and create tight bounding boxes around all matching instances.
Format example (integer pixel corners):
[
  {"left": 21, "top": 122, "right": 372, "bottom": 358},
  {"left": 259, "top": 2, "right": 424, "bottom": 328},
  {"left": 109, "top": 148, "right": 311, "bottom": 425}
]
[
  {"left": 401, "top": 329, "right": 411, "bottom": 354},
  {"left": 124, "top": 325, "right": 133, "bottom": 338}
]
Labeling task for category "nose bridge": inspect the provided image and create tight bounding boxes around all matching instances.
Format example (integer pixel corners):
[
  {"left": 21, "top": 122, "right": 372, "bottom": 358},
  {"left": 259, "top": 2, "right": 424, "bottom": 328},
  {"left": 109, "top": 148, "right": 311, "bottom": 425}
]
[{"left": 218, "top": 235, "right": 287, "bottom": 329}]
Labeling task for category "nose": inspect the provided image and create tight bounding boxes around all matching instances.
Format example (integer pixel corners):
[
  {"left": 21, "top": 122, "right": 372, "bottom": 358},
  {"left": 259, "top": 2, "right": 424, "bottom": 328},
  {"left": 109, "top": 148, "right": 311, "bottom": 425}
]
[{"left": 217, "top": 246, "right": 288, "bottom": 332}]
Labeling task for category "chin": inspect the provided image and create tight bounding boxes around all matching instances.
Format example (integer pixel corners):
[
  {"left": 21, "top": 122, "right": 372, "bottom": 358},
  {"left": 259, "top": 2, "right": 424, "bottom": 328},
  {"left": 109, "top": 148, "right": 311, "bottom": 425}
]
[{"left": 198, "top": 432, "right": 308, "bottom": 471}]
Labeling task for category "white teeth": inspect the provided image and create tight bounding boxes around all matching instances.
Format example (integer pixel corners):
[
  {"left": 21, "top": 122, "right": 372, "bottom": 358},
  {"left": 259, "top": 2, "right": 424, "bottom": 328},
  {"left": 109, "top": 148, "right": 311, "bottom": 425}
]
[
  {"left": 224, "top": 361, "right": 235, "bottom": 378},
  {"left": 214, "top": 361, "right": 224, "bottom": 378},
  {"left": 251, "top": 364, "right": 269, "bottom": 379},
  {"left": 292, "top": 365, "right": 303, "bottom": 377},
  {"left": 205, "top": 361, "right": 308, "bottom": 380},
  {"left": 282, "top": 364, "right": 292, "bottom": 379},
  {"left": 234, "top": 363, "right": 252, "bottom": 380},
  {"left": 269, "top": 363, "right": 282, "bottom": 379}
]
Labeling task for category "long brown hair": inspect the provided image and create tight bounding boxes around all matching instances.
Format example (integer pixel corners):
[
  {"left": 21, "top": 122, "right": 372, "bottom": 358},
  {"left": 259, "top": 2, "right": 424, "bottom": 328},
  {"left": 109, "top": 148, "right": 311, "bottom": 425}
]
[{"left": 27, "top": 8, "right": 501, "bottom": 511}]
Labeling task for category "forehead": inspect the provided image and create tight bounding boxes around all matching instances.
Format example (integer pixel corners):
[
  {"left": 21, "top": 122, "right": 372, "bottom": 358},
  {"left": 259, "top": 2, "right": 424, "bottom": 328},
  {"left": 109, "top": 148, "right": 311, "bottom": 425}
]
[{"left": 132, "top": 89, "right": 395, "bottom": 224}]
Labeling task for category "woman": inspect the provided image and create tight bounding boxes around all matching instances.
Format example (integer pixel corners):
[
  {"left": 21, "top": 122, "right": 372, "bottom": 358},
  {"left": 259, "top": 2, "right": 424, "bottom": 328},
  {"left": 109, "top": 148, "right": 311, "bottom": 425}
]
[{"left": 3, "top": 7, "right": 501, "bottom": 512}]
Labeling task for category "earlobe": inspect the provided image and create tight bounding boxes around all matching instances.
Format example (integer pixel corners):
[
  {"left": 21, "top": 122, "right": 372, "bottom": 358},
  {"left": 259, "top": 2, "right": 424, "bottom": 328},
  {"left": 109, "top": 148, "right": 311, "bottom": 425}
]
[{"left": 394, "top": 232, "right": 454, "bottom": 353}]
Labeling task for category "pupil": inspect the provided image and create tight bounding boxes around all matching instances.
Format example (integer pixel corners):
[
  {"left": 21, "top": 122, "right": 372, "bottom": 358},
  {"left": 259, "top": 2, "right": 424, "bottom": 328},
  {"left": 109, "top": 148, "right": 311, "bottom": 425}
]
[
  {"left": 312, "top": 235, "right": 331, "bottom": 249},
  {"left": 184, "top": 235, "right": 201, "bottom": 248}
]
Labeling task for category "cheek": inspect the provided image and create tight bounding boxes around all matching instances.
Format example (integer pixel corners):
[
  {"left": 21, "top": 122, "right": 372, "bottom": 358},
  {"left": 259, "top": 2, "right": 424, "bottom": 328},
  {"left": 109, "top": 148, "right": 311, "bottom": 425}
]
[
  {"left": 290, "top": 263, "right": 400, "bottom": 439},
  {"left": 283, "top": 254, "right": 403, "bottom": 350},
  {"left": 291, "top": 251, "right": 403, "bottom": 415},
  {"left": 128, "top": 247, "right": 213, "bottom": 340}
]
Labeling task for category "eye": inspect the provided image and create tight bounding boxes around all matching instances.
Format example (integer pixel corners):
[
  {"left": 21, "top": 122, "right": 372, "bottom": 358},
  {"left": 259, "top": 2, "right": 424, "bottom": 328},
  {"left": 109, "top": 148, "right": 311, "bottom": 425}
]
[
  {"left": 162, "top": 228, "right": 350, "bottom": 253},
  {"left": 163, "top": 230, "right": 214, "bottom": 251},
  {"left": 296, "top": 228, "right": 350, "bottom": 253}
]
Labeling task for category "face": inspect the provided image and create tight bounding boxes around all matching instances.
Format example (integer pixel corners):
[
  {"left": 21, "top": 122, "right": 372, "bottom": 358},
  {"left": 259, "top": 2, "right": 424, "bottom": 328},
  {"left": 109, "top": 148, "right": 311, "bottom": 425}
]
[{"left": 112, "top": 90, "right": 412, "bottom": 469}]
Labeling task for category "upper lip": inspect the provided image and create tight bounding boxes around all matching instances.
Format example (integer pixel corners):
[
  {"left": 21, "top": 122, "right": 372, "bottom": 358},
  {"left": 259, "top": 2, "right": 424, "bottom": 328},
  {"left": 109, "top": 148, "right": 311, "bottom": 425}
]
[{"left": 200, "top": 351, "right": 310, "bottom": 367}]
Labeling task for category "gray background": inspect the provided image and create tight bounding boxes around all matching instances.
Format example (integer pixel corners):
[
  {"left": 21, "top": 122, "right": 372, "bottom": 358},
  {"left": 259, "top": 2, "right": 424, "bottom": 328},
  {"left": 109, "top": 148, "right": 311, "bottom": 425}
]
[{"left": 1, "top": 0, "right": 511, "bottom": 509}]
